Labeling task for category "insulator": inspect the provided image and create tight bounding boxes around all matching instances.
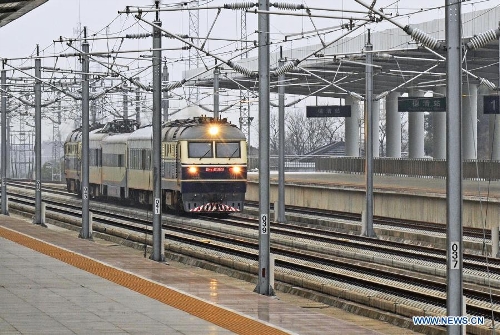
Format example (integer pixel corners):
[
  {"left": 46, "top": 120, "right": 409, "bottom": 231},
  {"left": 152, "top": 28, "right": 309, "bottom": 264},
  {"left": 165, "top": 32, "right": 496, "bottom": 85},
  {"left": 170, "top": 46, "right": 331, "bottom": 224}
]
[
  {"left": 131, "top": 79, "right": 148, "bottom": 91},
  {"left": 271, "top": 2, "right": 304, "bottom": 10},
  {"left": 224, "top": 2, "right": 256, "bottom": 10},
  {"left": 273, "top": 61, "right": 295, "bottom": 76},
  {"left": 375, "top": 91, "right": 389, "bottom": 100},
  {"left": 228, "top": 61, "right": 254, "bottom": 77},
  {"left": 165, "top": 80, "right": 186, "bottom": 91},
  {"left": 480, "top": 78, "right": 497, "bottom": 90},
  {"left": 466, "top": 29, "right": 499, "bottom": 50},
  {"left": 125, "top": 33, "right": 151, "bottom": 39},
  {"left": 404, "top": 26, "right": 441, "bottom": 50},
  {"left": 349, "top": 92, "right": 363, "bottom": 100}
]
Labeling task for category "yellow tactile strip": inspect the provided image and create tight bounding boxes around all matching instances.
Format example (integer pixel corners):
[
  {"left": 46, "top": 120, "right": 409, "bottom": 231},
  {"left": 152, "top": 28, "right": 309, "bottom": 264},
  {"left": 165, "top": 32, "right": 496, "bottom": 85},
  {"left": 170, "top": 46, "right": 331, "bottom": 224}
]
[{"left": 0, "top": 226, "right": 289, "bottom": 335}]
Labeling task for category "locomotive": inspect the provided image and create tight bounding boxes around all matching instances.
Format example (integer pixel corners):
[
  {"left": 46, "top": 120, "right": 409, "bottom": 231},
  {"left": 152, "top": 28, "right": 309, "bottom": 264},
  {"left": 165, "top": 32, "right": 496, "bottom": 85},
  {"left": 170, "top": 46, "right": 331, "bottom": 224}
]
[{"left": 64, "top": 117, "right": 247, "bottom": 213}]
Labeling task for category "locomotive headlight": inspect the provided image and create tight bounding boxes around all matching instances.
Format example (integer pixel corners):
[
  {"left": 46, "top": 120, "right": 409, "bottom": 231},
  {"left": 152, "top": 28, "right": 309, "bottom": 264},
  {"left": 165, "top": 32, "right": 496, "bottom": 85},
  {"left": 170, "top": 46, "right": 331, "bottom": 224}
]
[
  {"left": 188, "top": 166, "right": 198, "bottom": 174},
  {"left": 208, "top": 125, "right": 219, "bottom": 136},
  {"left": 230, "top": 166, "right": 242, "bottom": 174}
]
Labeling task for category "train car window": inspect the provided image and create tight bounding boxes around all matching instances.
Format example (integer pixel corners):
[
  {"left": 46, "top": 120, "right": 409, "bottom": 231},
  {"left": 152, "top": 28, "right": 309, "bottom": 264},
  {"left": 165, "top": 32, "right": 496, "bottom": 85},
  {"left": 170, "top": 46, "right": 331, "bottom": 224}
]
[
  {"left": 141, "top": 149, "right": 147, "bottom": 170},
  {"left": 145, "top": 150, "right": 151, "bottom": 170},
  {"left": 216, "top": 142, "right": 240, "bottom": 158},
  {"left": 118, "top": 154, "right": 124, "bottom": 168},
  {"left": 89, "top": 149, "right": 95, "bottom": 166},
  {"left": 188, "top": 142, "right": 212, "bottom": 158}
]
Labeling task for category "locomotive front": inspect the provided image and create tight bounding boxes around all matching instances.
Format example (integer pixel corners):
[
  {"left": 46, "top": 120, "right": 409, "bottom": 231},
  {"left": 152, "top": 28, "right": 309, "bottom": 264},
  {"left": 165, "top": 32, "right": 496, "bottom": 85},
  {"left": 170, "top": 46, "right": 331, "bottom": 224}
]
[{"left": 162, "top": 117, "right": 247, "bottom": 213}]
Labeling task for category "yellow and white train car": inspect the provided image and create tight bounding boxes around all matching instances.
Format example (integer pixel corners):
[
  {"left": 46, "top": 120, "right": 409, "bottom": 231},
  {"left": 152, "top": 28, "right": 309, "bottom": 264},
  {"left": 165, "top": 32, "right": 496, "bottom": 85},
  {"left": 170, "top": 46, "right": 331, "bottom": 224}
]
[
  {"left": 101, "top": 132, "right": 130, "bottom": 199},
  {"left": 64, "top": 129, "right": 82, "bottom": 193},
  {"left": 89, "top": 127, "right": 107, "bottom": 197},
  {"left": 126, "top": 125, "right": 154, "bottom": 204},
  {"left": 65, "top": 117, "right": 246, "bottom": 214}
]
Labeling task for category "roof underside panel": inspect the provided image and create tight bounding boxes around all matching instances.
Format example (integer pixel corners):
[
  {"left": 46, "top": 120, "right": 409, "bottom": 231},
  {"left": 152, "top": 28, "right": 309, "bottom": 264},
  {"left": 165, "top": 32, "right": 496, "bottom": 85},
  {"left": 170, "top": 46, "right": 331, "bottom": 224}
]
[
  {"left": 186, "top": 6, "right": 500, "bottom": 99},
  {"left": 0, "top": 0, "right": 47, "bottom": 28}
]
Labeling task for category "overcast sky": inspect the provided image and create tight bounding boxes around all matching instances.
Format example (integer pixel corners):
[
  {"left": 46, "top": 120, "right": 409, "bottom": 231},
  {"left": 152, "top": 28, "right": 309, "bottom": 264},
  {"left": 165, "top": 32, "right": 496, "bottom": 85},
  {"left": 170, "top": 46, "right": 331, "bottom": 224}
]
[
  {"left": 2, "top": 1, "right": 497, "bottom": 59},
  {"left": 0, "top": 0, "right": 497, "bottom": 143}
]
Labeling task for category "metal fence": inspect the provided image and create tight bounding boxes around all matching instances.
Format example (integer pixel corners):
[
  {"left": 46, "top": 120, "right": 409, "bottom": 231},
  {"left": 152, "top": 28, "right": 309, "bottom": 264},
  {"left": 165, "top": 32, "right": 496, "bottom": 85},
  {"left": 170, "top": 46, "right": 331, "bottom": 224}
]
[{"left": 248, "top": 156, "right": 500, "bottom": 180}]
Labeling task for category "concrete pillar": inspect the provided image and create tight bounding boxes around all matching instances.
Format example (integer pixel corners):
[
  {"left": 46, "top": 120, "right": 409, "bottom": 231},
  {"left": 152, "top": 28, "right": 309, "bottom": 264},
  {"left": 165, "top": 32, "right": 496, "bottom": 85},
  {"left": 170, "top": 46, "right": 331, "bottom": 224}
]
[
  {"left": 373, "top": 99, "right": 380, "bottom": 157},
  {"left": 433, "top": 87, "right": 447, "bottom": 159},
  {"left": 462, "top": 83, "right": 477, "bottom": 160},
  {"left": 408, "top": 89, "right": 425, "bottom": 158},
  {"left": 490, "top": 112, "right": 500, "bottom": 160},
  {"left": 492, "top": 223, "right": 499, "bottom": 258},
  {"left": 344, "top": 96, "right": 360, "bottom": 157},
  {"left": 481, "top": 85, "right": 500, "bottom": 160},
  {"left": 386, "top": 92, "right": 401, "bottom": 157}
]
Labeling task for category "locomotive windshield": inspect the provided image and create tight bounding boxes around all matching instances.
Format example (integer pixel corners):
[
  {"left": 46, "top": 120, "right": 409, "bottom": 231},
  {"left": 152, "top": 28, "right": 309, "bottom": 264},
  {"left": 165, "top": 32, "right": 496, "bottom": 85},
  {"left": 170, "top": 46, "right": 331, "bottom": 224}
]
[
  {"left": 188, "top": 142, "right": 213, "bottom": 158},
  {"left": 216, "top": 142, "right": 240, "bottom": 158},
  {"left": 188, "top": 141, "right": 241, "bottom": 159}
]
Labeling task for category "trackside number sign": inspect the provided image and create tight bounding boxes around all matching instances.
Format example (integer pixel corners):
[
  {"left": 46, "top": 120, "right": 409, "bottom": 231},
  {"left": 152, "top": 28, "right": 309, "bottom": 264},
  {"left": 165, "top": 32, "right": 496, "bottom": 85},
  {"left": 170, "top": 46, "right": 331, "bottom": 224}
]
[
  {"left": 260, "top": 214, "right": 268, "bottom": 234},
  {"left": 450, "top": 241, "right": 460, "bottom": 270}
]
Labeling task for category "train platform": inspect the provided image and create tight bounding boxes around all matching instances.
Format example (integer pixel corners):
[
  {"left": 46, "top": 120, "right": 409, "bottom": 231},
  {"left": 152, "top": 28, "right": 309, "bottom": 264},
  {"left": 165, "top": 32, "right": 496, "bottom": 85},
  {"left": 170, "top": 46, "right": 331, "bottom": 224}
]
[
  {"left": 246, "top": 172, "right": 500, "bottom": 231},
  {"left": 0, "top": 214, "right": 420, "bottom": 335},
  {"left": 248, "top": 171, "right": 500, "bottom": 197}
]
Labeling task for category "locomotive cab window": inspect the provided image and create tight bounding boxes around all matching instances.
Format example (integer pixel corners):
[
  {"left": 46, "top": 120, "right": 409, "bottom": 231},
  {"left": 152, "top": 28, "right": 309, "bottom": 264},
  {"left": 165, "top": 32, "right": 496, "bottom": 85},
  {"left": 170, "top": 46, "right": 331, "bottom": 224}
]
[
  {"left": 188, "top": 142, "right": 212, "bottom": 158},
  {"left": 216, "top": 142, "right": 240, "bottom": 158}
]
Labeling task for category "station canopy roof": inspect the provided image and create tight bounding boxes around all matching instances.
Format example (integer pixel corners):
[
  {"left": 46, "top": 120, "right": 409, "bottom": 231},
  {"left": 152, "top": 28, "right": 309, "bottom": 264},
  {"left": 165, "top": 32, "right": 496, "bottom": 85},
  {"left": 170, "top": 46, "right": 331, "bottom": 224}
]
[
  {"left": 185, "top": 6, "right": 500, "bottom": 99},
  {"left": 0, "top": 0, "right": 47, "bottom": 28}
]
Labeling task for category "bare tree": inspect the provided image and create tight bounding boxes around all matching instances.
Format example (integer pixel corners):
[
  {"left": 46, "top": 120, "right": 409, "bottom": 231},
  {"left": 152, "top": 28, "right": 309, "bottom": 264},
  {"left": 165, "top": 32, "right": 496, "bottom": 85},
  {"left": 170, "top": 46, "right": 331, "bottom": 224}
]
[
  {"left": 400, "top": 113, "right": 409, "bottom": 154},
  {"left": 267, "top": 109, "right": 345, "bottom": 155}
]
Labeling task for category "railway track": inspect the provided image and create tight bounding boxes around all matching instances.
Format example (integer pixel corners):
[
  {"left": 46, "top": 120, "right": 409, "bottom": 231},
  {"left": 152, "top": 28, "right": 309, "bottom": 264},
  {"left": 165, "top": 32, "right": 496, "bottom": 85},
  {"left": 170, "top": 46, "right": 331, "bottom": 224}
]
[
  {"left": 4, "top": 181, "right": 500, "bottom": 333},
  {"left": 246, "top": 200, "right": 492, "bottom": 240}
]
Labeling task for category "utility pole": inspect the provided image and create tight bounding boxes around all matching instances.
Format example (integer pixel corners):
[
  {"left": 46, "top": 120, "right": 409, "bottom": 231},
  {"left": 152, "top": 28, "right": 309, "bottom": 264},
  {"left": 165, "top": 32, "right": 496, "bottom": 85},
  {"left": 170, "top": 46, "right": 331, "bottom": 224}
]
[
  {"left": 277, "top": 49, "right": 286, "bottom": 223},
  {"left": 213, "top": 66, "right": 220, "bottom": 119},
  {"left": 1, "top": 65, "right": 8, "bottom": 215},
  {"left": 162, "top": 62, "right": 169, "bottom": 121},
  {"left": 123, "top": 81, "right": 128, "bottom": 119},
  {"left": 34, "top": 45, "right": 43, "bottom": 226},
  {"left": 362, "top": 30, "right": 376, "bottom": 238},
  {"left": 151, "top": 2, "right": 164, "bottom": 262},
  {"left": 135, "top": 78, "right": 141, "bottom": 126},
  {"left": 446, "top": 1, "right": 463, "bottom": 333},
  {"left": 255, "top": 0, "right": 273, "bottom": 296},
  {"left": 188, "top": 0, "right": 200, "bottom": 105},
  {"left": 52, "top": 94, "right": 62, "bottom": 181},
  {"left": 80, "top": 27, "right": 91, "bottom": 238},
  {"left": 239, "top": 9, "right": 251, "bottom": 149}
]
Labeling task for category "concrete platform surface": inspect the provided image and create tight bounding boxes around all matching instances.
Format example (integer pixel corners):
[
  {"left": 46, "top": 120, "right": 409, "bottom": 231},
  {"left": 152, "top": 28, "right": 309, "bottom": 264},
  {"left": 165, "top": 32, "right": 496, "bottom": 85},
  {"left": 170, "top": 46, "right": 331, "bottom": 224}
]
[{"left": 0, "top": 214, "right": 421, "bottom": 335}]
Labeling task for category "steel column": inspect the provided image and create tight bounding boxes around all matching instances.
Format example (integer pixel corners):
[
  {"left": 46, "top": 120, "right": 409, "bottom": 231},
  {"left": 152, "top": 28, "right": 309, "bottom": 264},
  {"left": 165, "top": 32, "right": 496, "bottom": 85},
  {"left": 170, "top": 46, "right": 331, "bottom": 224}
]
[
  {"left": 446, "top": 1, "right": 464, "bottom": 333},
  {"left": 277, "top": 54, "right": 286, "bottom": 223},
  {"left": 80, "top": 29, "right": 91, "bottom": 237},
  {"left": 34, "top": 46, "right": 43, "bottom": 225},
  {"left": 151, "top": 9, "right": 164, "bottom": 262},
  {"left": 214, "top": 66, "right": 220, "bottom": 119},
  {"left": 255, "top": 0, "right": 273, "bottom": 296},
  {"left": 1, "top": 68, "right": 8, "bottom": 215},
  {"left": 361, "top": 32, "right": 376, "bottom": 238}
]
